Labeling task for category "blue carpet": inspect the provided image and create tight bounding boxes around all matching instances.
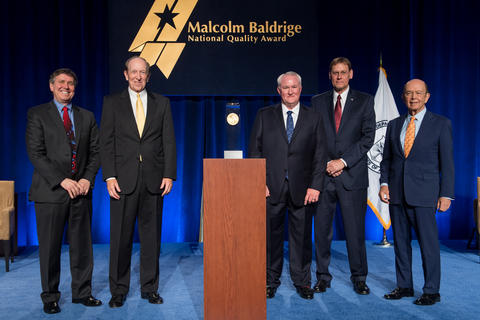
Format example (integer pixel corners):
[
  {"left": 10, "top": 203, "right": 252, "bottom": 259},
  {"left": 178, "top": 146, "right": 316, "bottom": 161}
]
[{"left": 0, "top": 241, "right": 478, "bottom": 319}]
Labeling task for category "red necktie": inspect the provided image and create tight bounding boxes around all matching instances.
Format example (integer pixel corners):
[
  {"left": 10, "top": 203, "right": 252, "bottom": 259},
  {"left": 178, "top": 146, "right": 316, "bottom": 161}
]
[
  {"left": 62, "top": 107, "right": 77, "bottom": 174},
  {"left": 334, "top": 95, "right": 342, "bottom": 133}
]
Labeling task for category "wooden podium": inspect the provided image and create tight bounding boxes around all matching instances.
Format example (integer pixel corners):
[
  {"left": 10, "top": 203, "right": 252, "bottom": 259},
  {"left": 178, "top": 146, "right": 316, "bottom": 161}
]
[{"left": 203, "top": 159, "right": 266, "bottom": 320}]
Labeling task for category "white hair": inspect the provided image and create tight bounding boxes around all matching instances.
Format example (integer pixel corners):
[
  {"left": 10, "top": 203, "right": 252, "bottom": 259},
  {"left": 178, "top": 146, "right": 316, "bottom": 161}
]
[{"left": 277, "top": 71, "right": 302, "bottom": 86}]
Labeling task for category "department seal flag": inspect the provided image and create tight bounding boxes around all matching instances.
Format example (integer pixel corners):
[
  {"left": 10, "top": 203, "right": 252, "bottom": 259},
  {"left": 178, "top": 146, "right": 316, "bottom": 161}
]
[{"left": 367, "top": 66, "right": 399, "bottom": 229}]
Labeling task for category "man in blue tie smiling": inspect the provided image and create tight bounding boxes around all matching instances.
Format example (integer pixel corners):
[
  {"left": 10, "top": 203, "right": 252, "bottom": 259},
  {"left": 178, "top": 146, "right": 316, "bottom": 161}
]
[{"left": 249, "top": 71, "right": 326, "bottom": 300}]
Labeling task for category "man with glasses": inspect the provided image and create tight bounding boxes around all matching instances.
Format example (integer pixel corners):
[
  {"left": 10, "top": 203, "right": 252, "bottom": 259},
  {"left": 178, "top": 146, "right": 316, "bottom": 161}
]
[
  {"left": 311, "top": 57, "right": 375, "bottom": 295},
  {"left": 379, "top": 79, "right": 454, "bottom": 305}
]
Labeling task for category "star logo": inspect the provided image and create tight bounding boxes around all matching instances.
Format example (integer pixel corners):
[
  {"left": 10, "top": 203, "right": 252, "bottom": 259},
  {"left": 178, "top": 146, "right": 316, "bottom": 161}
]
[
  {"left": 129, "top": 0, "right": 198, "bottom": 78},
  {"left": 155, "top": 4, "right": 179, "bottom": 32}
]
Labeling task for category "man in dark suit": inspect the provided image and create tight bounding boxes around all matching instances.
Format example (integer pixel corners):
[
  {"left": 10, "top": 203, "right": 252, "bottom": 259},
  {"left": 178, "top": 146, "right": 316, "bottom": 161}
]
[
  {"left": 379, "top": 79, "right": 454, "bottom": 305},
  {"left": 26, "top": 68, "right": 102, "bottom": 314},
  {"left": 100, "top": 56, "right": 176, "bottom": 308},
  {"left": 311, "top": 57, "right": 375, "bottom": 295},
  {"left": 249, "top": 71, "right": 326, "bottom": 300}
]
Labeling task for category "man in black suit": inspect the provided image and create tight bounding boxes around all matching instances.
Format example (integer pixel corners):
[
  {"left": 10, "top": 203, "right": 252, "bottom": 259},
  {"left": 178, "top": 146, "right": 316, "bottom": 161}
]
[
  {"left": 26, "top": 68, "right": 102, "bottom": 314},
  {"left": 249, "top": 71, "right": 326, "bottom": 300},
  {"left": 380, "top": 79, "right": 454, "bottom": 305},
  {"left": 100, "top": 56, "right": 176, "bottom": 307},
  {"left": 311, "top": 57, "right": 375, "bottom": 295}
]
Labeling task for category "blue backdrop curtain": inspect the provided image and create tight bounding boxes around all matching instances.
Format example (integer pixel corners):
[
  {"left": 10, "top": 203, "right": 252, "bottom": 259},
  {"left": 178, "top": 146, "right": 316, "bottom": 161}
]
[{"left": 1, "top": 0, "right": 479, "bottom": 246}]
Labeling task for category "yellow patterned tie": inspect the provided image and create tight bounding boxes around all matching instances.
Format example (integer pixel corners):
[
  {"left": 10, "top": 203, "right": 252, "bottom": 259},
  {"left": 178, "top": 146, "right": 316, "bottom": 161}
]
[
  {"left": 136, "top": 93, "right": 145, "bottom": 137},
  {"left": 404, "top": 116, "right": 416, "bottom": 157}
]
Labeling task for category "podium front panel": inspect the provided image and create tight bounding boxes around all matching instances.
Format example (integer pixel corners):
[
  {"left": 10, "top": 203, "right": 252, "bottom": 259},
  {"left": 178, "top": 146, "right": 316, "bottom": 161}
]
[{"left": 203, "top": 159, "right": 266, "bottom": 320}]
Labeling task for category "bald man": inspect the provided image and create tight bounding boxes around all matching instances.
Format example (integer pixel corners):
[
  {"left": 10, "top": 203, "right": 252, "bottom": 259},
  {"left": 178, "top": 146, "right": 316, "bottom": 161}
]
[{"left": 379, "top": 79, "right": 454, "bottom": 305}]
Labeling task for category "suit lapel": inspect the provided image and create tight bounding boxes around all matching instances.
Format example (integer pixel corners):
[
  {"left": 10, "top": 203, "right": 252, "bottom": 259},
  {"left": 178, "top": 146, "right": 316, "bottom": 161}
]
[
  {"left": 396, "top": 114, "right": 407, "bottom": 157},
  {"left": 290, "top": 104, "right": 306, "bottom": 144},
  {"left": 120, "top": 90, "right": 140, "bottom": 139},
  {"left": 274, "top": 104, "right": 288, "bottom": 143},
  {"left": 338, "top": 90, "right": 355, "bottom": 134},
  {"left": 47, "top": 102, "right": 69, "bottom": 144},
  {"left": 326, "top": 90, "right": 336, "bottom": 134},
  {"left": 142, "top": 91, "right": 156, "bottom": 137},
  {"left": 72, "top": 105, "right": 82, "bottom": 147},
  {"left": 409, "top": 110, "right": 432, "bottom": 156}
]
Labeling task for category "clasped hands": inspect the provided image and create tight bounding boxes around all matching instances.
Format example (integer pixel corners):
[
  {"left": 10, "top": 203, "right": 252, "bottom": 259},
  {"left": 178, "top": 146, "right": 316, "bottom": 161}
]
[
  {"left": 60, "top": 178, "right": 91, "bottom": 199},
  {"left": 326, "top": 159, "right": 345, "bottom": 177}
]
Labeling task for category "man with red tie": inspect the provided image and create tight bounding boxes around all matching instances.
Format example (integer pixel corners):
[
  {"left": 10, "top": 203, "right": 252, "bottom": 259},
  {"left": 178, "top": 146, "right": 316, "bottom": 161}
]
[
  {"left": 26, "top": 68, "right": 101, "bottom": 314},
  {"left": 311, "top": 57, "right": 375, "bottom": 295}
]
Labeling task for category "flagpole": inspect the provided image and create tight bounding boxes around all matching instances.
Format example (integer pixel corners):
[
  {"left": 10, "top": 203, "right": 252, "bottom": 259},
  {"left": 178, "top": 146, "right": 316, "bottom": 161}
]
[
  {"left": 374, "top": 228, "right": 392, "bottom": 247},
  {"left": 373, "top": 53, "right": 392, "bottom": 248}
]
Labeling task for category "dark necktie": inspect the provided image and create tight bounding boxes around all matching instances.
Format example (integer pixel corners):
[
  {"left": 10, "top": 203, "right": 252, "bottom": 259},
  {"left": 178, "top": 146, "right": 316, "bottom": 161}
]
[
  {"left": 334, "top": 95, "right": 342, "bottom": 133},
  {"left": 62, "top": 107, "right": 77, "bottom": 174},
  {"left": 286, "top": 110, "right": 294, "bottom": 142}
]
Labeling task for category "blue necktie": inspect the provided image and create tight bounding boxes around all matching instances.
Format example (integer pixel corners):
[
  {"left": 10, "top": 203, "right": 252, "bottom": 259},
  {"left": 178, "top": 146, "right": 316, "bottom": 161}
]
[{"left": 286, "top": 111, "right": 294, "bottom": 142}]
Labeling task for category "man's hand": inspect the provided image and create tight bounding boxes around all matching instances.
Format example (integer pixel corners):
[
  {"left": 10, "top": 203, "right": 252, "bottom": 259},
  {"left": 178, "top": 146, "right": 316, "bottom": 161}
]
[
  {"left": 326, "top": 159, "right": 345, "bottom": 176},
  {"left": 437, "top": 197, "right": 451, "bottom": 212},
  {"left": 60, "top": 178, "right": 82, "bottom": 199},
  {"left": 266, "top": 186, "right": 270, "bottom": 198},
  {"left": 379, "top": 185, "right": 390, "bottom": 204},
  {"left": 304, "top": 188, "right": 320, "bottom": 205},
  {"left": 330, "top": 169, "right": 343, "bottom": 177},
  {"left": 107, "top": 178, "right": 121, "bottom": 200},
  {"left": 161, "top": 178, "right": 173, "bottom": 196},
  {"left": 78, "top": 178, "right": 91, "bottom": 195}
]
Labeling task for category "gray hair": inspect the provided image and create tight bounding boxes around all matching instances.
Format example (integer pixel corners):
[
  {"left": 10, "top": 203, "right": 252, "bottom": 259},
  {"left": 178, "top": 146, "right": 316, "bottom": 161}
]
[
  {"left": 277, "top": 71, "right": 302, "bottom": 87},
  {"left": 124, "top": 56, "right": 151, "bottom": 75}
]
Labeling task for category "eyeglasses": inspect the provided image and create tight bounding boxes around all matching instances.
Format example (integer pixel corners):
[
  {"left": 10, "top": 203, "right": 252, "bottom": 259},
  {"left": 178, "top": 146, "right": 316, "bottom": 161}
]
[{"left": 330, "top": 71, "right": 349, "bottom": 77}]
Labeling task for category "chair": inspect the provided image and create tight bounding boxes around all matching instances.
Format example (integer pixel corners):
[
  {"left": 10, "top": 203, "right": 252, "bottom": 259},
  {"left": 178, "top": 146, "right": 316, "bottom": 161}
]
[{"left": 0, "top": 181, "right": 15, "bottom": 272}]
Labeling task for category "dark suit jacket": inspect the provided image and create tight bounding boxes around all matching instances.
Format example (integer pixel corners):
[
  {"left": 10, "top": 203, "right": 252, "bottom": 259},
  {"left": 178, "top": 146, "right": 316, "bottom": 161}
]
[
  {"left": 26, "top": 101, "right": 100, "bottom": 203},
  {"left": 99, "top": 90, "right": 176, "bottom": 194},
  {"left": 248, "top": 103, "right": 326, "bottom": 207},
  {"left": 311, "top": 89, "right": 375, "bottom": 190},
  {"left": 380, "top": 110, "right": 455, "bottom": 207}
]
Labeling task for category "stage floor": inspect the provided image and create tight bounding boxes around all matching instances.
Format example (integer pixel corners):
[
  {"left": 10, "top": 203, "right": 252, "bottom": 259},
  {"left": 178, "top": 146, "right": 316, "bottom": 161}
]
[{"left": 0, "top": 241, "right": 478, "bottom": 319}]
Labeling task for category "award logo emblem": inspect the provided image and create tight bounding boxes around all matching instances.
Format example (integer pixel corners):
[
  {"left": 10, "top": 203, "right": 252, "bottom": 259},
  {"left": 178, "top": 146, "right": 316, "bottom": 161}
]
[{"left": 129, "top": 0, "right": 198, "bottom": 78}]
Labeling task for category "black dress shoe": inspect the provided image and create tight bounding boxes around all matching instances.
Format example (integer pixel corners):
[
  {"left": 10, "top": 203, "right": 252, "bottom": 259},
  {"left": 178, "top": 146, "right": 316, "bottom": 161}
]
[
  {"left": 72, "top": 295, "right": 103, "bottom": 307},
  {"left": 313, "top": 280, "right": 330, "bottom": 293},
  {"left": 384, "top": 287, "right": 414, "bottom": 300},
  {"left": 141, "top": 292, "right": 164, "bottom": 304},
  {"left": 414, "top": 293, "right": 440, "bottom": 305},
  {"left": 108, "top": 294, "right": 126, "bottom": 308},
  {"left": 266, "top": 286, "right": 277, "bottom": 299},
  {"left": 43, "top": 301, "right": 61, "bottom": 314},
  {"left": 295, "top": 286, "right": 314, "bottom": 300},
  {"left": 353, "top": 281, "right": 370, "bottom": 295}
]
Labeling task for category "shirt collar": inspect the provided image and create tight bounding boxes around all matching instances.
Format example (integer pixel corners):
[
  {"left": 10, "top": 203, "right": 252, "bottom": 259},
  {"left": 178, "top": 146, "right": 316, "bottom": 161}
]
[
  {"left": 53, "top": 99, "right": 72, "bottom": 112},
  {"left": 333, "top": 86, "right": 349, "bottom": 104},
  {"left": 282, "top": 103, "right": 300, "bottom": 115},
  {"left": 128, "top": 87, "right": 147, "bottom": 99},
  {"left": 408, "top": 107, "right": 427, "bottom": 122}
]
